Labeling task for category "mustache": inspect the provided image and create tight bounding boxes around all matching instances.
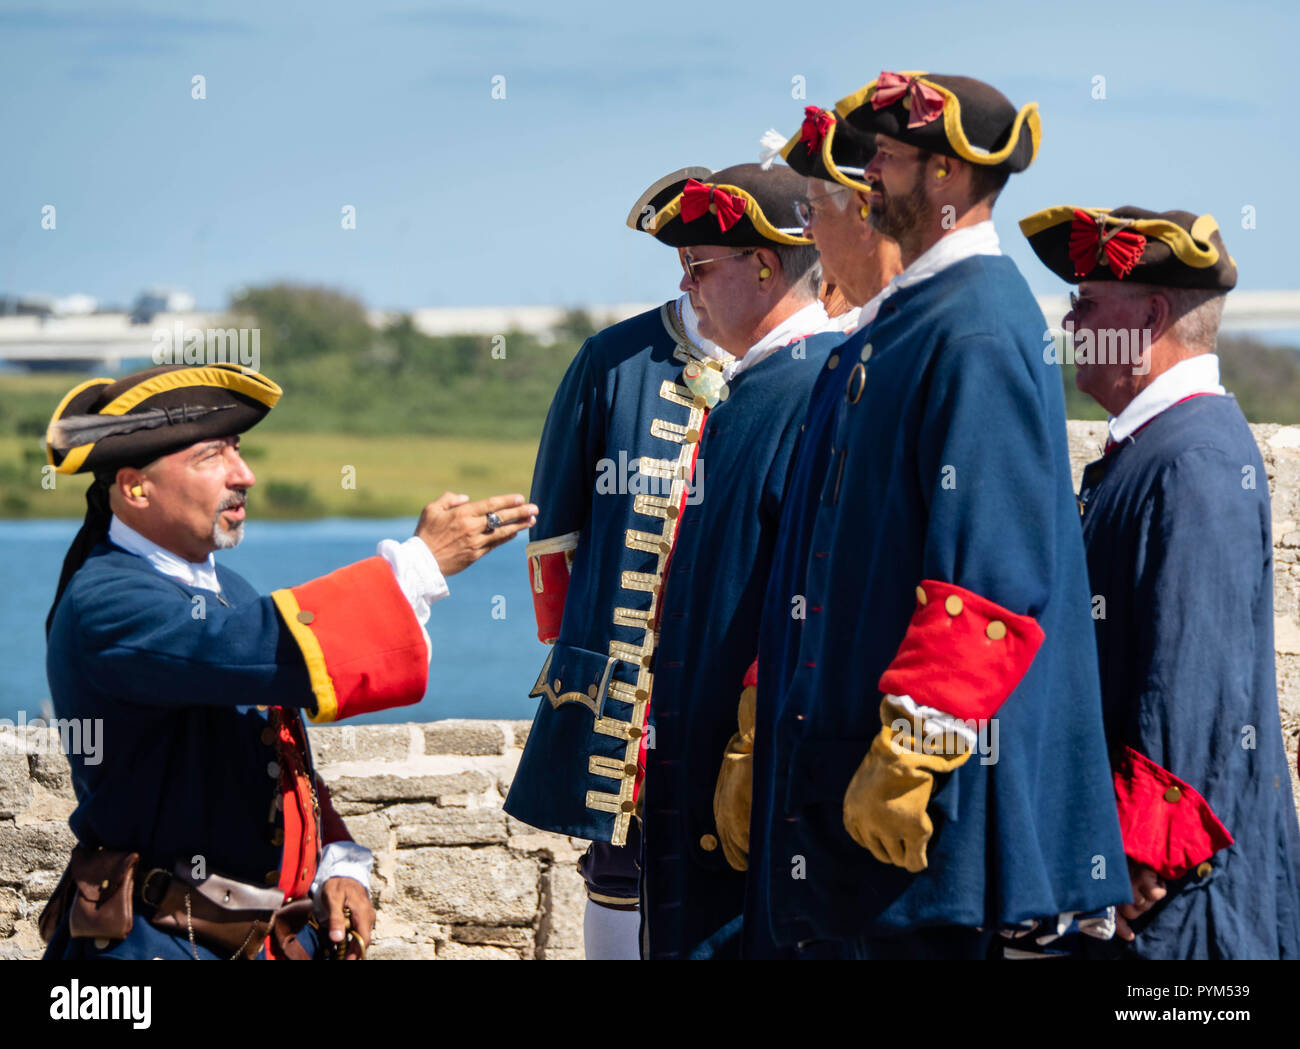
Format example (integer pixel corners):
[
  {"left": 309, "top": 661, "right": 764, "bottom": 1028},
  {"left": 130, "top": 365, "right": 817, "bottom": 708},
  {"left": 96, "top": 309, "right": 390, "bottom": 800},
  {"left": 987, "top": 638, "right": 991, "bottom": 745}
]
[{"left": 217, "top": 493, "right": 247, "bottom": 512}]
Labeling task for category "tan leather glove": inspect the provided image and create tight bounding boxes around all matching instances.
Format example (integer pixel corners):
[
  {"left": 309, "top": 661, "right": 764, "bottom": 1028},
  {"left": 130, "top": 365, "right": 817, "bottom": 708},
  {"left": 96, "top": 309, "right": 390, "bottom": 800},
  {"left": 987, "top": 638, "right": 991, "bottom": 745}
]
[
  {"left": 842, "top": 697, "right": 971, "bottom": 873},
  {"left": 712, "top": 681, "right": 757, "bottom": 872}
]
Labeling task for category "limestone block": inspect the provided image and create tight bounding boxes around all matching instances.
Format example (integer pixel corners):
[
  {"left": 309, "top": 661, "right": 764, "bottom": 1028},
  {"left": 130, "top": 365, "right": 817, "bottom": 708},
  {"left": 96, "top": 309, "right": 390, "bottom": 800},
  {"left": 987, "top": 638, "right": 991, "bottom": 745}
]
[
  {"left": 507, "top": 720, "right": 535, "bottom": 748},
  {"left": 340, "top": 811, "right": 391, "bottom": 854},
  {"left": 0, "top": 821, "right": 76, "bottom": 885},
  {"left": 437, "top": 941, "right": 523, "bottom": 960},
  {"left": 396, "top": 846, "right": 539, "bottom": 925},
  {"left": 310, "top": 724, "right": 413, "bottom": 765},
  {"left": 368, "top": 939, "right": 439, "bottom": 960},
  {"left": 0, "top": 885, "right": 24, "bottom": 937},
  {"left": 0, "top": 751, "right": 32, "bottom": 819},
  {"left": 21, "top": 869, "right": 63, "bottom": 903},
  {"left": 423, "top": 720, "right": 507, "bottom": 756},
  {"left": 537, "top": 861, "right": 586, "bottom": 953},
  {"left": 537, "top": 946, "right": 585, "bottom": 960},
  {"left": 27, "top": 748, "right": 74, "bottom": 796},
  {"left": 390, "top": 804, "right": 506, "bottom": 847},
  {"left": 450, "top": 924, "right": 536, "bottom": 950},
  {"left": 325, "top": 770, "right": 495, "bottom": 803}
]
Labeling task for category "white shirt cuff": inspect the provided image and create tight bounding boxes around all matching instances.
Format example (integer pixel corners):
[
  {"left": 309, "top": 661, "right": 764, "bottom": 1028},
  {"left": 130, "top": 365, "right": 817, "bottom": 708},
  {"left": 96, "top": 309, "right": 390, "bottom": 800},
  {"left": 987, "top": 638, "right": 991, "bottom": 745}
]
[
  {"left": 886, "top": 693, "right": 979, "bottom": 752},
  {"left": 377, "top": 536, "right": 449, "bottom": 662},
  {"left": 310, "top": 841, "right": 374, "bottom": 901}
]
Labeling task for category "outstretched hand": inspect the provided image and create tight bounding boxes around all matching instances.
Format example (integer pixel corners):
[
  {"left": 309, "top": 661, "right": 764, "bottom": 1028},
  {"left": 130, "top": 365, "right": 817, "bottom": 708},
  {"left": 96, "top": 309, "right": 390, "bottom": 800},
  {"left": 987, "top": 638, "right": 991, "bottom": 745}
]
[{"left": 415, "top": 491, "right": 537, "bottom": 577}]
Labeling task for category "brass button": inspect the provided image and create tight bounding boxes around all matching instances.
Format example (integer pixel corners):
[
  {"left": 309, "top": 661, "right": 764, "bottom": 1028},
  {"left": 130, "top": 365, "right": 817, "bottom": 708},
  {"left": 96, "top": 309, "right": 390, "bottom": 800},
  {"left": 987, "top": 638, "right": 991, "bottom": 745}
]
[
  {"left": 1196, "top": 861, "right": 1212, "bottom": 878},
  {"left": 827, "top": 354, "right": 840, "bottom": 370},
  {"left": 860, "top": 343, "right": 873, "bottom": 362},
  {"left": 915, "top": 585, "right": 927, "bottom": 606},
  {"left": 684, "top": 429, "right": 700, "bottom": 444},
  {"left": 1163, "top": 785, "right": 1182, "bottom": 803},
  {"left": 986, "top": 620, "right": 1007, "bottom": 641},
  {"left": 628, "top": 726, "right": 643, "bottom": 739},
  {"left": 945, "top": 595, "right": 963, "bottom": 616},
  {"left": 271, "top": 829, "right": 284, "bottom": 846},
  {"left": 666, "top": 505, "right": 679, "bottom": 519},
  {"left": 699, "top": 834, "right": 718, "bottom": 852},
  {"left": 261, "top": 726, "right": 276, "bottom": 746},
  {"left": 100, "top": 879, "right": 110, "bottom": 890},
  {"left": 641, "top": 654, "right": 653, "bottom": 667},
  {"left": 621, "top": 800, "right": 636, "bottom": 813},
  {"left": 552, "top": 678, "right": 561, "bottom": 691},
  {"left": 296, "top": 610, "right": 315, "bottom": 625},
  {"left": 587, "top": 685, "right": 598, "bottom": 699},
  {"left": 635, "top": 689, "right": 649, "bottom": 703},
  {"left": 264, "top": 871, "right": 279, "bottom": 886},
  {"left": 845, "top": 363, "right": 867, "bottom": 404},
  {"left": 693, "top": 394, "right": 707, "bottom": 408},
  {"left": 94, "top": 938, "right": 109, "bottom": 949},
  {"left": 658, "top": 541, "right": 671, "bottom": 553},
  {"left": 624, "top": 763, "right": 639, "bottom": 776}
]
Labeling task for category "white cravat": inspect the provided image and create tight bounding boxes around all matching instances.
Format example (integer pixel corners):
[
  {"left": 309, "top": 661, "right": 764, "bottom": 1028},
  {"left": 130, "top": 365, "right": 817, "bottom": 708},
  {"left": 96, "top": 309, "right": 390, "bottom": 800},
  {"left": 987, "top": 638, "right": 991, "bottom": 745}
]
[
  {"left": 109, "top": 516, "right": 223, "bottom": 592},
  {"left": 728, "top": 300, "right": 834, "bottom": 380},
  {"left": 679, "top": 294, "right": 727, "bottom": 363},
  {"left": 1108, "top": 354, "right": 1225, "bottom": 446}
]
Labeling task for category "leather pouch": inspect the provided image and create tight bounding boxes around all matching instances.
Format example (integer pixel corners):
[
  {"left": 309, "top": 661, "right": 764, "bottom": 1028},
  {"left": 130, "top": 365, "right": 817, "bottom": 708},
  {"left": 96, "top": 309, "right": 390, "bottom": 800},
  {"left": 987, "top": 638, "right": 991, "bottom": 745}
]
[
  {"left": 148, "top": 862, "right": 287, "bottom": 960},
  {"left": 40, "top": 845, "right": 140, "bottom": 943}
]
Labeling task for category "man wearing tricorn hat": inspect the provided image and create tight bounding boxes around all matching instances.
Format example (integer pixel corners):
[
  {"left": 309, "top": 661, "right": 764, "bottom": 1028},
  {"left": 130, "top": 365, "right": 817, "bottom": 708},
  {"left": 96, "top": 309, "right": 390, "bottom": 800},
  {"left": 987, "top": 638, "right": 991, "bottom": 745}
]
[
  {"left": 746, "top": 72, "right": 1128, "bottom": 959},
  {"left": 634, "top": 163, "right": 846, "bottom": 958},
  {"left": 504, "top": 168, "right": 726, "bottom": 960},
  {"left": 1022, "top": 204, "right": 1300, "bottom": 958},
  {"left": 40, "top": 363, "right": 534, "bottom": 960}
]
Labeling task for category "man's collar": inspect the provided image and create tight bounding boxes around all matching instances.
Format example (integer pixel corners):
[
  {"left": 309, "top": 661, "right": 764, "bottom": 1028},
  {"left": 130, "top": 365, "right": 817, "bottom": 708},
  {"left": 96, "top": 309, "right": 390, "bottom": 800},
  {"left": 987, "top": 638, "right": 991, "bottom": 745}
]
[
  {"left": 1108, "top": 353, "right": 1225, "bottom": 446},
  {"left": 727, "top": 300, "right": 833, "bottom": 380},
  {"left": 894, "top": 220, "right": 1001, "bottom": 292},
  {"left": 108, "top": 515, "right": 223, "bottom": 593}
]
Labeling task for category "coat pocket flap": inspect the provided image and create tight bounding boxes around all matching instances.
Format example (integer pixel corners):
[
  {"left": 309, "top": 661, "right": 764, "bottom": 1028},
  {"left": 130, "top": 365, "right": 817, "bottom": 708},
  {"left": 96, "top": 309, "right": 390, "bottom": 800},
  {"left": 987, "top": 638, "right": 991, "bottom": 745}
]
[{"left": 529, "top": 642, "right": 622, "bottom": 716}]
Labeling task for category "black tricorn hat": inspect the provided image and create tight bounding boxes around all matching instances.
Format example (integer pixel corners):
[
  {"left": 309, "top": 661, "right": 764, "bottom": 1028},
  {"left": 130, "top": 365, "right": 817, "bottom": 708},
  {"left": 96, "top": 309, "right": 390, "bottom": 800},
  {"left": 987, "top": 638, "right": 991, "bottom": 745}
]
[
  {"left": 836, "top": 71, "right": 1040, "bottom": 174},
  {"left": 626, "top": 166, "right": 713, "bottom": 233},
  {"left": 647, "top": 163, "right": 812, "bottom": 248},
  {"left": 46, "top": 363, "right": 282, "bottom": 476},
  {"left": 1019, "top": 206, "right": 1237, "bottom": 289},
  {"left": 779, "top": 106, "right": 876, "bottom": 191}
]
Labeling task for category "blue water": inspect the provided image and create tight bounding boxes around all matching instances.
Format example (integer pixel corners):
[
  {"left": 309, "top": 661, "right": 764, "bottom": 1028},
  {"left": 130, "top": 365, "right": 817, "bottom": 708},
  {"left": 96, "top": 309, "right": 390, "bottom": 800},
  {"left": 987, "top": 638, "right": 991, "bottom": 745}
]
[{"left": 0, "top": 519, "right": 550, "bottom": 724}]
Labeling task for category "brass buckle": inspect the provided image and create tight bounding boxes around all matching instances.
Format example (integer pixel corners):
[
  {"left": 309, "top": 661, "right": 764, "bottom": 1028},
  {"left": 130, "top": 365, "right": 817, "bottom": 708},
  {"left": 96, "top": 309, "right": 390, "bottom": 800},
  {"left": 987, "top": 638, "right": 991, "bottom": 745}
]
[{"left": 140, "top": 867, "right": 171, "bottom": 908}]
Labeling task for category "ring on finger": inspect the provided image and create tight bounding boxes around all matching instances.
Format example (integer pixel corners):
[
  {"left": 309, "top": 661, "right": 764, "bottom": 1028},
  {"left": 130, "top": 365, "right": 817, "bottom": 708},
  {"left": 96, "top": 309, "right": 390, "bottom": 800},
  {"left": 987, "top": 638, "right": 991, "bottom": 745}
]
[{"left": 485, "top": 511, "right": 503, "bottom": 533}]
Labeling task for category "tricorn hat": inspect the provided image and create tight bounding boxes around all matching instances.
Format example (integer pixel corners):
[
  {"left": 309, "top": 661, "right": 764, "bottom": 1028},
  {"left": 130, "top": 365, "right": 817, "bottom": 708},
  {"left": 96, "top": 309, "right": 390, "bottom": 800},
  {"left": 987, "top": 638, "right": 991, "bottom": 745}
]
[
  {"left": 626, "top": 166, "right": 713, "bottom": 234},
  {"left": 836, "top": 71, "right": 1040, "bottom": 174},
  {"left": 646, "top": 163, "right": 812, "bottom": 248},
  {"left": 46, "top": 363, "right": 282, "bottom": 476},
  {"left": 1019, "top": 206, "right": 1237, "bottom": 289},
  {"left": 779, "top": 106, "right": 877, "bottom": 191}
]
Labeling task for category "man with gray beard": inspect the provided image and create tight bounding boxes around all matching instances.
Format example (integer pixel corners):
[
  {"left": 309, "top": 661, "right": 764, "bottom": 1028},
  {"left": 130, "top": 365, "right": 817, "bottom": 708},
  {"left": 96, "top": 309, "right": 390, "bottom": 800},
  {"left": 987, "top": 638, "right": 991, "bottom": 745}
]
[{"left": 39, "top": 363, "right": 534, "bottom": 960}]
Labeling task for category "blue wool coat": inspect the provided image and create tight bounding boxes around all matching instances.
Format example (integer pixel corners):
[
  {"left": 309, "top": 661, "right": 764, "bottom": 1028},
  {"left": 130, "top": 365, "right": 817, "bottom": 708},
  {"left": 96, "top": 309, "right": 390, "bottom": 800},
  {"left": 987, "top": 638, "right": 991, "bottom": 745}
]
[
  {"left": 642, "top": 331, "right": 842, "bottom": 960},
  {"left": 1077, "top": 393, "right": 1300, "bottom": 959},
  {"left": 505, "top": 302, "right": 718, "bottom": 845},
  {"left": 43, "top": 545, "right": 325, "bottom": 960},
  {"left": 751, "top": 256, "right": 1129, "bottom": 951}
]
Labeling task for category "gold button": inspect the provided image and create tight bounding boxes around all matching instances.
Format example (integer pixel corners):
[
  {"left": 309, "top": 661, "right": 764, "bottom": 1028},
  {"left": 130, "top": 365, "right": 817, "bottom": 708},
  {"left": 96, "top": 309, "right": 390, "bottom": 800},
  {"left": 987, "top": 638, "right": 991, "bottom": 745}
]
[
  {"left": 915, "top": 585, "right": 927, "bottom": 606},
  {"left": 685, "top": 429, "right": 700, "bottom": 444},
  {"left": 628, "top": 726, "right": 643, "bottom": 739},
  {"left": 986, "top": 620, "right": 1007, "bottom": 641},
  {"left": 624, "top": 763, "right": 639, "bottom": 776},
  {"left": 100, "top": 879, "right": 110, "bottom": 890},
  {"left": 1196, "top": 861, "right": 1212, "bottom": 878},
  {"left": 257, "top": 705, "right": 268, "bottom": 712},
  {"left": 666, "top": 505, "right": 679, "bottom": 519},
  {"left": 845, "top": 363, "right": 866, "bottom": 404},
  {"left": 296, "top": 610, "right": 315, "bottom": 625},
  {"left": 658, "top": 540, "right": 671, "bottom": 553},
  {"left": 271, "top": 829, "right": 284, "bottom": 846},
  {"left": 827, "top": 354, "right": 840, "bottom": 370},
  {"left": 93, "top": 938, "right": 109, "bottom": 949},
  {"left": 621, "top": 800, "right": 636, "bottom": 812},
  {"left": 261, "top": 727, "right": 276, "bottom": 746},
  {"left": 641, "top": 654, "right": 653, "bottom": 667},
  {"left": 945, "top": 595, "right": 963, "bottom": 616},
  {"left": 264, "top": 871, "right": 279, "bottom": 886},
  {"left": 902, "top": 94, "right": 913, "bottom": 110},
  {"left": 587, "top": 685, "right": 598, "bottom": 698},
  {"left": 860, "top": 343, "right": 873, "bottom": 362},
  {"left": 708, "top": 202, "right": 718, "bottom": 215},
  {"left": 635, "top": 689, "right": 649, "bottom": 703},
  {"left": 1163, "top": 785, "right": 1182, "bottom": 803},
  {"left": 699, "top": 834, "right": 718, "bottom": 852},
  {"left": 693, "top": 394, "right": 707, "bottom": 408},
  {"left": 552, "top": 678, "right": 561, "bottom": 691}
]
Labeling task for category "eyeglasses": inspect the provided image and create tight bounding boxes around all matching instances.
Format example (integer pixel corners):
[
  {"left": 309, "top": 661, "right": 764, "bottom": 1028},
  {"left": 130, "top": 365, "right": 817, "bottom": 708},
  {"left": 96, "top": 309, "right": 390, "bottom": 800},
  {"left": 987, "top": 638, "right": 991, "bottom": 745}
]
[
  {"left": 682, "top": 249, "right": 754, "bottom": 281},
  {"left": 793, "top": 187, "right": 851, "bottom": 227}
]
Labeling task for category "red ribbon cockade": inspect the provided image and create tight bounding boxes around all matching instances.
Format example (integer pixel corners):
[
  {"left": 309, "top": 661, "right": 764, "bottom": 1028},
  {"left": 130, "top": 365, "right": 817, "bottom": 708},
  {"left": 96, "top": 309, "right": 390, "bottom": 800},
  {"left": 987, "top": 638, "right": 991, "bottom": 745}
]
[
  {"left": 1069, "top": 209, "right": 1146, "bottom": 280},
  {"left": 800, "top": 106, "right": 835, "bottom": 153},
  {"left": 680, "top": 179, "right": 747, "bottom": 232},
  {"left": 871, "top": 71, "right": 946, "bottom": 129}
]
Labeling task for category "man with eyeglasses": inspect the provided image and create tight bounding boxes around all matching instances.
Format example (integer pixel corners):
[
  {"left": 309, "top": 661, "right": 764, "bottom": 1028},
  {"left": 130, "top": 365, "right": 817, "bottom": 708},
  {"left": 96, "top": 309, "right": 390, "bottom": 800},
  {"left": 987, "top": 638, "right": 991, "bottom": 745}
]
[
  {"left": 635, "top": 163, "right": 847, "bottom": 959},
  {"left": 505, "top": 167, "right": 729, "bottom": 960},
  {"left": 1021, "top": 205, "right": 1300, "bottom": 959},
  {"left": 746, "top": 73, "right": 1129, "bottom": 960}
]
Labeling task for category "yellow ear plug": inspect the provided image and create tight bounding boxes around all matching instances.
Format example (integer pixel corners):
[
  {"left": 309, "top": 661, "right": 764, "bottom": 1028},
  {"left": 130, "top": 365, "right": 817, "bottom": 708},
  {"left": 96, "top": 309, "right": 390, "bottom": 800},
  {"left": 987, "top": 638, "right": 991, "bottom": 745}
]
[
  {"left": 936, "top": 168, "right": 948, "bottom": 179},
  {"left": 759, "top": 266, "right": 772, "bottom": 280},
  {"left": 131, "top": 485, "right": 144, "bottom": 497},
  {"left": 860, "top": 205, "right": 870, "bottom": 218}
]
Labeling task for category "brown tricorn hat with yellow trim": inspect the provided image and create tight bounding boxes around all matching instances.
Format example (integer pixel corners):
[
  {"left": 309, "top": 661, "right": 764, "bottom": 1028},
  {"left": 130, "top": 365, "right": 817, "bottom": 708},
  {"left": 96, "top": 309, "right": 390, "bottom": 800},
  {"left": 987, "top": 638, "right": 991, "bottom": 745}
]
[
  {"left": 1019, "top": 206, "right": 1237, "bottom": 289},
  {"left": 780, "top": 106, "right": 877, "bottom": 191},
  {"left": 647, "top": 163, "right": 812, "bottom": 248},
  {"left": 836, "top": 71, "right": 1040, "bottom": 174},
  {"left": 46, "top": 363, "right": 282, "bottom": 476}
]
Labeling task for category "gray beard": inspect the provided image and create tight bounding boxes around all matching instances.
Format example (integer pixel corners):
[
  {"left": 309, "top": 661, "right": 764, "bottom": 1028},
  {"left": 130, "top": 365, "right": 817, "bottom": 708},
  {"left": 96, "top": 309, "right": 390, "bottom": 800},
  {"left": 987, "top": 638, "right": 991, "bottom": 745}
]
[{"left": 212, "top": 497, "right": 246, "bottom": 549}]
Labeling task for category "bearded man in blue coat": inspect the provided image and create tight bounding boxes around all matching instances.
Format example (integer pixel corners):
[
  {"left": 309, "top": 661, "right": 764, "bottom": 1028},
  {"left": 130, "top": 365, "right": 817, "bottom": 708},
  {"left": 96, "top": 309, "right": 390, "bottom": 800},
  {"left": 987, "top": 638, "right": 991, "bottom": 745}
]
[
  {"left": 1022, "top": 203, "right": 1300, "bottom": 958},
  {"left": 635, "top": 163, "right": 848, "bottom": 959},
  {"left": 747, "top": 72, "right": 1130, "bottom": 960},
  {"left": 39, "top": 364, "right": 533, "bottom": 960}
]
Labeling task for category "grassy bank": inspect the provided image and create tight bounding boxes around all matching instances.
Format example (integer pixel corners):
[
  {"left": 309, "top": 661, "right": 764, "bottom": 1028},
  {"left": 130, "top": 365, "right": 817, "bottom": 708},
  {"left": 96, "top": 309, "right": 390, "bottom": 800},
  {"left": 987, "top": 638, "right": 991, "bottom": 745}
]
[{"left": 0, "top": 431, "right": 538, "bottom": 519}]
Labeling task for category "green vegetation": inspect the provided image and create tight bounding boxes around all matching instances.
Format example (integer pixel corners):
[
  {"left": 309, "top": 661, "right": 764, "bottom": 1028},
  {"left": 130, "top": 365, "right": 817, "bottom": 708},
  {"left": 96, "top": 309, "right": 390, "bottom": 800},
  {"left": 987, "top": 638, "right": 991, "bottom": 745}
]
[{"left": 2, "top": 283, "right": 1297, "bottom": 518}]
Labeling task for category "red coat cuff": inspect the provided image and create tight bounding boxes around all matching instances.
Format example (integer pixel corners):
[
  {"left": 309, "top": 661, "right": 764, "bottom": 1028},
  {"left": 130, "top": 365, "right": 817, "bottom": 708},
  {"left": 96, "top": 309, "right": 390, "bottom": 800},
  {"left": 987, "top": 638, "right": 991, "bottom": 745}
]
[
  {"left": 1113, "top": 746, "right": 1233, "bottom": 880},
  {"left": 272, "top": 557, "right": 428, "bottom": 724},
  {"left": 877, "top": 580, "right": 1045, "bottom": 723},
  {"left": 526, "top": 532, "right": 579, "bottom": 644}
]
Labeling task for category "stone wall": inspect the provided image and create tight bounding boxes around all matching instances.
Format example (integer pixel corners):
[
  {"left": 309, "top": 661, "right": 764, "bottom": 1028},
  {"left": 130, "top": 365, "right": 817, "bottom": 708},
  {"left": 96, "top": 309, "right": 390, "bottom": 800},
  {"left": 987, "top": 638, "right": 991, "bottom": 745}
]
[{"left": 1, "top": 423, "right": 1298, "bottom": 961}]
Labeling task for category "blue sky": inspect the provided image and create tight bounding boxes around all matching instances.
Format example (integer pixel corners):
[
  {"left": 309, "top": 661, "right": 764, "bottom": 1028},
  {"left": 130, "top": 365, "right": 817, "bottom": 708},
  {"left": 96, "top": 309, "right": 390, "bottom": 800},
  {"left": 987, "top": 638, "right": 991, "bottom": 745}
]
[{"left": 2, "top": 0, "right": 1297, "bottom": 310}]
